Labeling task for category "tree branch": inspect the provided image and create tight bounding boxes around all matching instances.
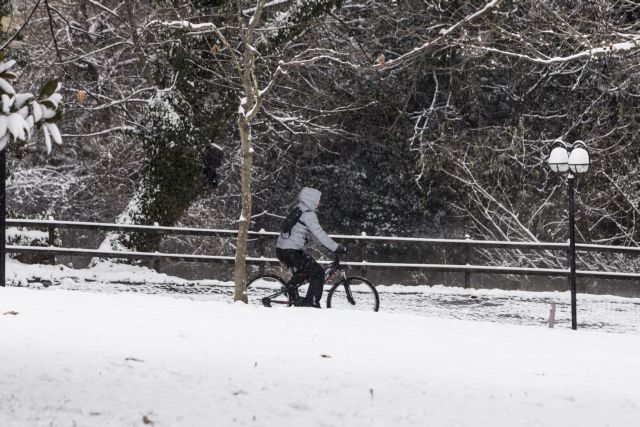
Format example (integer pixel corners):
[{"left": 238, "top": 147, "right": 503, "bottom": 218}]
[{"left": 374, "top": 0, "right": 503, "bottom": 71}]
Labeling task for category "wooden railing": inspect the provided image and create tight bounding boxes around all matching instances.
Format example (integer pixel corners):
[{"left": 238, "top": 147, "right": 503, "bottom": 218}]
[{"left": 6, "top": 218, "right": 640, "bottom": 283}]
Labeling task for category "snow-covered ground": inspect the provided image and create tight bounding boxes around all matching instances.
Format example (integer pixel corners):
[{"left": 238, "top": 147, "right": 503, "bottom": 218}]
[
  {"left": 2, "top": 259, "right": 640, "bottom": 426},
  {"left": 6, "top": 258, "right": 640, "bottom": 334}
]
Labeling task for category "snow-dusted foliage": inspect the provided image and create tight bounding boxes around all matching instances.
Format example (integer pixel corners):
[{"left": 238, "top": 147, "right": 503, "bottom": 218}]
[
  {"left": 0, "top": 60, "right": 63, "bottom": 153},
  {"left": 265, "top": 0, "right": 343, "bottom": 46},
  {"left": 92, "top": 89, "right": 207, "bottom": 255},
  {"left": 116, "top": 90, "right": 205, "bottom": 252},
  {"left": 6, "top": 227, "right": 48, "bottom": 247}
]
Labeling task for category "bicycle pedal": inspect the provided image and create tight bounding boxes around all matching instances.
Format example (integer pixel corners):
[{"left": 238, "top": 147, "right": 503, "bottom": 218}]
[{"left": 261, "top": 297, "right": 272, "bottom": 307}]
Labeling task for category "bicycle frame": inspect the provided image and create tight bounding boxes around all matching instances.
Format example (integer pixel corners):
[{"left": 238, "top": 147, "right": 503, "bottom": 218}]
[{"left": 261, "top": 255, "right": 348, "bottom": 306}]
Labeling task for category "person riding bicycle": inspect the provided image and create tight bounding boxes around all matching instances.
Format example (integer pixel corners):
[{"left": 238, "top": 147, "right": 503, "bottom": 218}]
[{"left": 276, "top": 187, "right": 346, "bottom": 308}]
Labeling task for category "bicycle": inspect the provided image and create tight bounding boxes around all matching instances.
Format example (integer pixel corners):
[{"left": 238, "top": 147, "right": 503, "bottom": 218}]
[{"left": 246, "top": 254, "right": 380, "bottom": 311}]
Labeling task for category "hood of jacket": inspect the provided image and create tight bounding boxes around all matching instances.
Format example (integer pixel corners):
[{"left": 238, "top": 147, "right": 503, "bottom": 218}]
[{"left": 298, "top": 187, "right": 321, "bottom": 211}]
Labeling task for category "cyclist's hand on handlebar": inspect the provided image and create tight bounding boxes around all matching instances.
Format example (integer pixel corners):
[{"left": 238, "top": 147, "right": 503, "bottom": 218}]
[{"left": 335, "top": 244, "right": 347, "bottom": 255}]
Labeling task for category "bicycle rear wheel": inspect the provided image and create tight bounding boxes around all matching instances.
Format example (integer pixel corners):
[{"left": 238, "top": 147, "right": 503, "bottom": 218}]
[
  {"left": 246, "top": 274, "right": 291, "bottom": 307},
  {"left": 326, "top": 276, "right": 379, "bottom": 312}
]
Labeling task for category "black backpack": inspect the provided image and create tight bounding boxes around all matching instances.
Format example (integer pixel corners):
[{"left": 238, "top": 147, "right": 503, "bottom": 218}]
[
  {"left": 202, "top": 143, "right": 224, "bottom": 187},
  {"left": 280, "top": 207, "right": 308, "bottom": 237}
]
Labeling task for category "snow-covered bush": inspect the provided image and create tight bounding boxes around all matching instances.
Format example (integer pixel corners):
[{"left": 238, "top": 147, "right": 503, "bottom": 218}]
[
  {"left": 6, "top": 227, "right": 49, "bottom": 247},
  {"left": 0, "top": 58, "right": 63, "bottom": 153},
  {"left": 6, "top": 225, "right": 56, "bottom": 265}
]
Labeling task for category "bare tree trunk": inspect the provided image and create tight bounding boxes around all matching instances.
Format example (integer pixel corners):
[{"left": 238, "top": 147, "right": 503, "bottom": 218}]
[
  {"left": 233, "top": 117, "right": 253, "bottom": 302},
  {"left": 232, "top": 0, "right": 264, "bottom": 302}
]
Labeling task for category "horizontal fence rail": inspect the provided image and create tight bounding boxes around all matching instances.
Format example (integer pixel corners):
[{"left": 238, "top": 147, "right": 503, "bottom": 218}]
[
  {"left": 8, "top": 218, "right": 640, "bottom": 254},
  {"left": 5, "top": 218, "right": 640, "bottom": 281}
]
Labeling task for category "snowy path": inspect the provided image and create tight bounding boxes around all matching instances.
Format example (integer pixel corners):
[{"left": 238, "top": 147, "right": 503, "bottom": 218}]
[
  {"left": 1, "top": 286, "right": 640, "bottom": 427},
  {"left": 20, "top": 279, "right": 640, "bottom": 333},
  {"left": 6, "top": 258, "right": 640, "bottom": 334}
]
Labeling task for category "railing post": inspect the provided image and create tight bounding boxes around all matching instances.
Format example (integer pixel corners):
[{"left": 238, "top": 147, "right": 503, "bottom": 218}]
[
  {"left": 360, "top": 232, "right": 368, "bottom": 276},
  {"left": 153, "top": 222, "right": 161, "bottom": 272},
  {"left": 48, "top": 216, "right": 56, "bottom": 265},
  {"left": 548, "top": 302, "right": 557, "bottom": 328},
  {"left": 258, "top": 228, "right": 266, "bottom": 276},
  {"left": 464, "top": 234, "right": 471, "bottom": 289}
]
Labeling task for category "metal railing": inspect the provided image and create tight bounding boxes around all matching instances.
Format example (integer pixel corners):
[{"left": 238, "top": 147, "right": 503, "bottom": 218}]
[{"left": 5, "top": 218, "right": 640, "bottom": 283}]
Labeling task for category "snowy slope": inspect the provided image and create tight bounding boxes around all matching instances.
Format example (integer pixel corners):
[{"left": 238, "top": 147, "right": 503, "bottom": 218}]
[{"left": 1, "top": 286, "right": 640, "bottom": 427}]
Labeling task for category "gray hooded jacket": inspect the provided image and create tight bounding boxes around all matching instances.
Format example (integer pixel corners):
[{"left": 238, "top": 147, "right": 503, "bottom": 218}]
[{"left": 276, "top": 187, "right": 339, "bottom": 252}]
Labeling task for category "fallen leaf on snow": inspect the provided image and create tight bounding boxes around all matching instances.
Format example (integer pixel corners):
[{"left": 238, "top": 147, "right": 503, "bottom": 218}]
[
  {"left": 3, "top": 311, "right": 18, "bottom": 316},
  {"left": 142, "top": 415, "right": 154, "bottom": 425}
]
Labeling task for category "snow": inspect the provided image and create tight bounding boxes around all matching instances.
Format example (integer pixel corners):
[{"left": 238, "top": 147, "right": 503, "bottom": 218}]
[
  {"left": 6, "top": 228, "right": 48, "bottom": 245},
  {"left": 1, "top": 259, "right": 640, "bottom": 426},
  {"left": 2, "top": 284, "right": 640, "bottom": 427},
  {"left": 4, "top": 257, "right": 640, "bottom": 333}
]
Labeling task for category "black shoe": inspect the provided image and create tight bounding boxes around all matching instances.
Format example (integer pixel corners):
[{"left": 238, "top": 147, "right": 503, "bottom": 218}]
[
  {"left": 295, "top": 297, "right": 321, "bottom": 308},
  {"left": 287, "top": 286, "right": 299, "bottom": 304}
]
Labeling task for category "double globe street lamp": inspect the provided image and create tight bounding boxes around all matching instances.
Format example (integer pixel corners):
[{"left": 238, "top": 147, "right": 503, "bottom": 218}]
[{"left": 547, "top": 140, "right": 590, "bottom": 330}]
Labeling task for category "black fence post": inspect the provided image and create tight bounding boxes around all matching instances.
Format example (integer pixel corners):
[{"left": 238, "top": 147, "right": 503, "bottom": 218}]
[
  {"left": 258, "top": 230, "right": 266, "bottom": 276},
  {"left": 464, "top": 234, "right": 471, "bottom": 289},
  {"left": 153, "top": 225, "right": 162, "bottom": 272},
  {"left": 48, "top": 217, "right": 56, "bottom": 265}
]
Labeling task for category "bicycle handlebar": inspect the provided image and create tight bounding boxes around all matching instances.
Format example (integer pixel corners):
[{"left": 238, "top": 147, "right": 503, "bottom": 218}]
[{"left": 328, "top": 253, "right": 345, "bottom": 271}]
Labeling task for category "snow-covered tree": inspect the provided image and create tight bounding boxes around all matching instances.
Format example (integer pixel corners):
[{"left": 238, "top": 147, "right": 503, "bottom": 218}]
[{"left": 0, "top": 59, "right": 63, "bottom": 153}]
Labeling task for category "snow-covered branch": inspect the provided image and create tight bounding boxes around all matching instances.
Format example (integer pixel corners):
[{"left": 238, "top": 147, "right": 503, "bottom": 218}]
[
  {"left": 472, "top": 36, "right": 640, "bottom": 64},
  {"left": 149, "top": 19, "right": 242, "bottom": 77},
  {"left": 87, "top": 0, "right": 119, "bottom": 18},
  {"left": 62, "top": 126, "right": 135, "bottom": 138},
  {"left": 242, "top": 0, "right": 289, "bottom": 16},
  {"left": 55, "top": 41, "right": 133, "bottom": 65},
  {"left": 259, "top": 49, "right": 359, "bottom": 99},
  {"left": 374, "top": 0, "right": 503, "bottom": 71}
]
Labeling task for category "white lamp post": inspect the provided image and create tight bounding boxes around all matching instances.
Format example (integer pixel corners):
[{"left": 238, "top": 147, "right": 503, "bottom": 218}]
[{"left": 547, "top": 139, "right": 591, "bottom": 330}]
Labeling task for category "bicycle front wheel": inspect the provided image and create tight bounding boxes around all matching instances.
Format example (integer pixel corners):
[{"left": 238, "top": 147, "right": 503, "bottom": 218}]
[
  {"left": 326, "top": 276, "right": 379, "bottom": 312},
  {"left": 246, "top": 274, "right": 291, "bottom": 307}
]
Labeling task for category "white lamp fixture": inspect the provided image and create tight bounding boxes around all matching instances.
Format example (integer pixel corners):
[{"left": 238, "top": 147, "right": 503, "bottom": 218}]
[
  {"left": 548, "top": 146, "right": 569, "bottom": 173},
  {"left": 568, "top": 140, "right": 590, "bottom": 174}
]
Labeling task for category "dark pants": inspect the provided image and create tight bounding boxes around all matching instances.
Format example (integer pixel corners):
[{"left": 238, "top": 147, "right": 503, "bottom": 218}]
[{"left": 276, "top": 248, "right": 325, "bottom": 303}]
